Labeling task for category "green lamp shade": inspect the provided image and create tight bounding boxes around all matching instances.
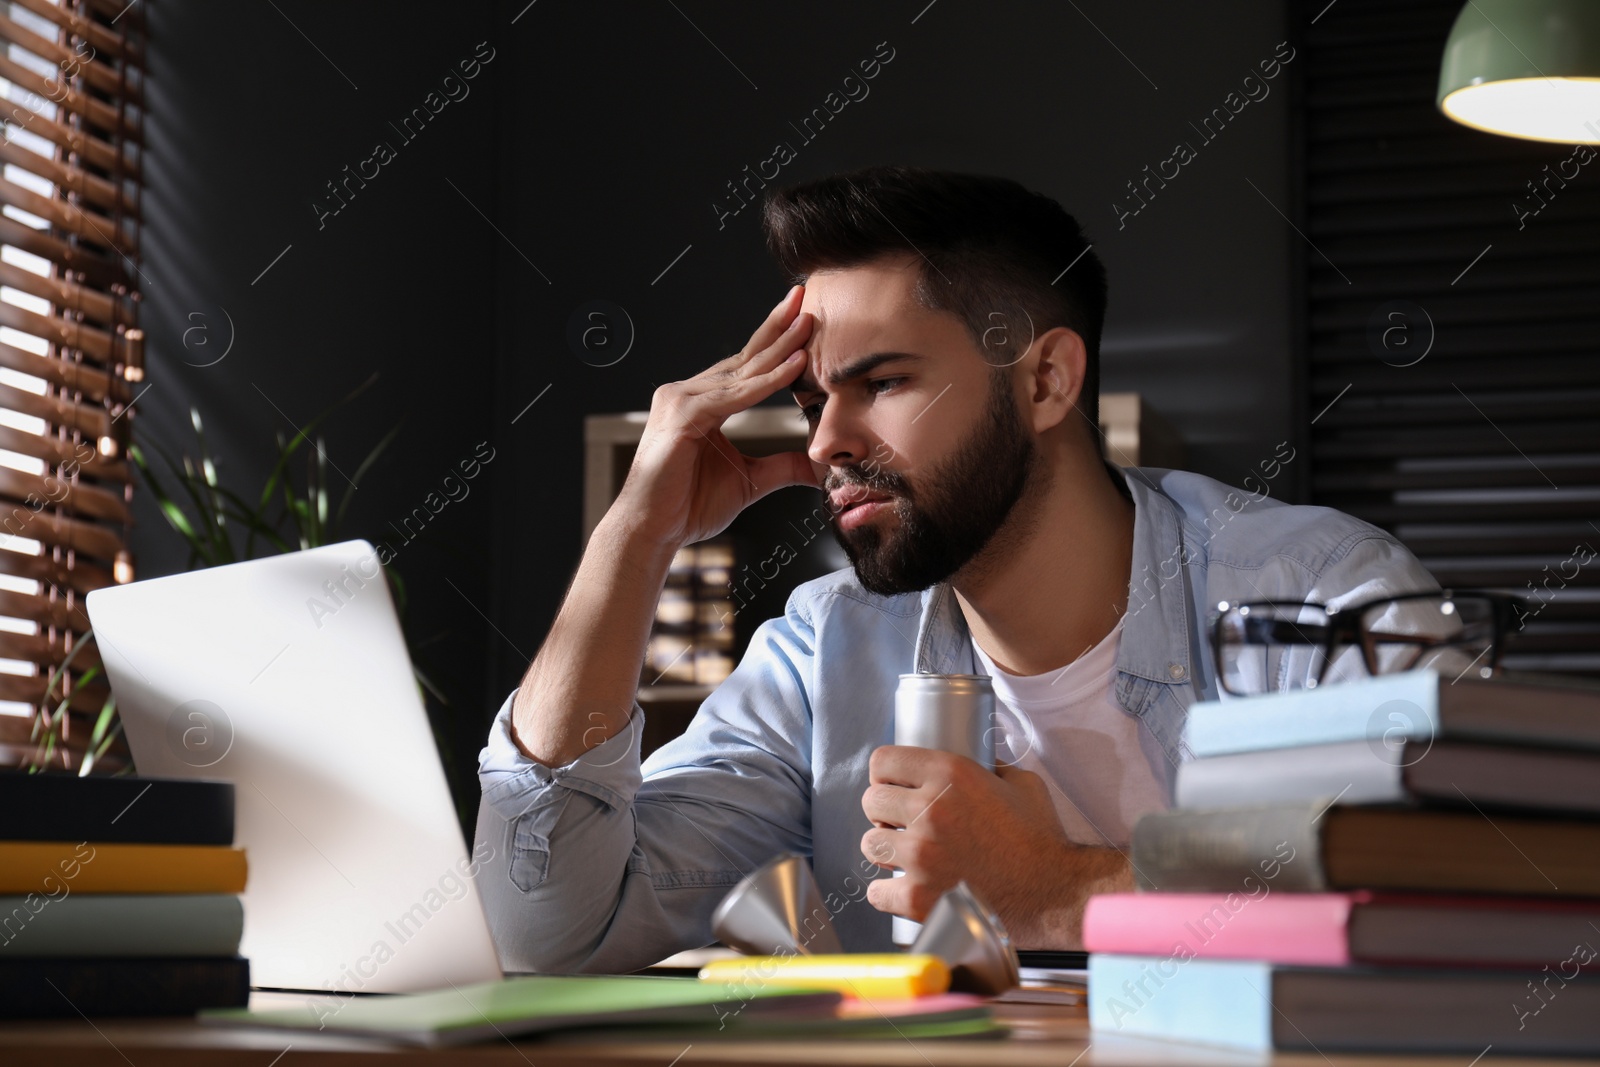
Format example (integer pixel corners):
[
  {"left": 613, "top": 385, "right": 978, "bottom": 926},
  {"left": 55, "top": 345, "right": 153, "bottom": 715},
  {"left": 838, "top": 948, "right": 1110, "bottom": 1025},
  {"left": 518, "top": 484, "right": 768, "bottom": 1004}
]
[{"left": 1437, "top": 0, "right": 1600, "bottom": 143}]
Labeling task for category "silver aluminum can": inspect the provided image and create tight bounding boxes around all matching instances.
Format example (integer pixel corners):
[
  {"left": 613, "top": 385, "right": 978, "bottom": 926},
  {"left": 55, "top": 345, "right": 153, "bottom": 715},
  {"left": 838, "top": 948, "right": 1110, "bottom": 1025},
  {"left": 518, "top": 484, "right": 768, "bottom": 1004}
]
[
  {"left": 894, "top": 674, "right": 995, "bottom": 770},
  {"left": 889, "top": 673, "right": 995, "bottom": 946}
]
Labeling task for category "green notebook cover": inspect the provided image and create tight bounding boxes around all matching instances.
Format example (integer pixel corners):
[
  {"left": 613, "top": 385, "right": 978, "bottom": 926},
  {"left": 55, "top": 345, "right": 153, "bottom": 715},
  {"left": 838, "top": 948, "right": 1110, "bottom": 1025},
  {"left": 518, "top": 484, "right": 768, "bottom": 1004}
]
[
  {"left": 585, "top": 1010, "right": 1010, "bottom": 1042},
  {"left": 200, "top": 975, "right": 841, "bottom": 1047}
]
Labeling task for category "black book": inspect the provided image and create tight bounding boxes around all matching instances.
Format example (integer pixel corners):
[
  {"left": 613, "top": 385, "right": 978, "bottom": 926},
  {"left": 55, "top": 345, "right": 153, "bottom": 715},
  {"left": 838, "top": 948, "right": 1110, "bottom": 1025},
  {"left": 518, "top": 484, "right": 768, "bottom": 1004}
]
[
  {"left": 0, "top": 774, "right": 234, "bottom": 846},
  {"left": 0, "top": 957, "right": 250, "bottom": 1019}
]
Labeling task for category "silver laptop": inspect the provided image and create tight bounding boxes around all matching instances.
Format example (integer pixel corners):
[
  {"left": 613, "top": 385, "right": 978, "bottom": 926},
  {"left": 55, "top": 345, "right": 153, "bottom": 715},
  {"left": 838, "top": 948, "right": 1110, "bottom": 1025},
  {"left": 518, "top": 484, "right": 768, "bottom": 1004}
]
[{"left": 87, "top": 540, "right": 504, "bottom": 994}]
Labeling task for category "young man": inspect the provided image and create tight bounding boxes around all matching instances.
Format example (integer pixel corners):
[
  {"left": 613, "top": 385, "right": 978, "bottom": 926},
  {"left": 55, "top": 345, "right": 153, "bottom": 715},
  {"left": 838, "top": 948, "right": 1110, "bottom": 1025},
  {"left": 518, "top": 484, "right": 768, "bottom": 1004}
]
[{"left": 473, "top": 166, "right": 1438, "bottom": 973}]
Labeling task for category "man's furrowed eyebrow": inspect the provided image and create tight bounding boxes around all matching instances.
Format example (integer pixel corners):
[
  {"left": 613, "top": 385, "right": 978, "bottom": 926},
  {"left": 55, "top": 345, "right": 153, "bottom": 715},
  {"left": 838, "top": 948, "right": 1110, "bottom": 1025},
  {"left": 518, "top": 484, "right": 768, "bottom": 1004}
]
[{"left": 790, "top": 351, "right": 926, "bottom": 396}]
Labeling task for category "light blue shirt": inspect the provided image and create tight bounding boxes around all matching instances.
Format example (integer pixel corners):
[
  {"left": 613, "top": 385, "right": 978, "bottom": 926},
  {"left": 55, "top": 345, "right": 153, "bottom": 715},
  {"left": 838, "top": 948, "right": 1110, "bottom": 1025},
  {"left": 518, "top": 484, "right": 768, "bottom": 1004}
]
[{"left": 473, "top": 465, "right": 1437, "bottom": 973}]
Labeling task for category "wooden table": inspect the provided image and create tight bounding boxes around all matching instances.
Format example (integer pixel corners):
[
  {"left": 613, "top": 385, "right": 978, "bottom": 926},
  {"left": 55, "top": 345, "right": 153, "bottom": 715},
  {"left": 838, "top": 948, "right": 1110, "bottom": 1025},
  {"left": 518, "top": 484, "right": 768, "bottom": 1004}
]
[{"left": 1, "top": 998, "right": 1595, "bottom": 1067}]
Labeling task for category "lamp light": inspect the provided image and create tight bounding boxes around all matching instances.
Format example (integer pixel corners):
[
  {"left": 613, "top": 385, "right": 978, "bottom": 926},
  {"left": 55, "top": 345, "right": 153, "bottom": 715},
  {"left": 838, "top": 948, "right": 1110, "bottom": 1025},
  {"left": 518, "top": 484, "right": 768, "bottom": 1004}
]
[{"left": 1438, "top": 0, "right": 1600, "bottom": 143}]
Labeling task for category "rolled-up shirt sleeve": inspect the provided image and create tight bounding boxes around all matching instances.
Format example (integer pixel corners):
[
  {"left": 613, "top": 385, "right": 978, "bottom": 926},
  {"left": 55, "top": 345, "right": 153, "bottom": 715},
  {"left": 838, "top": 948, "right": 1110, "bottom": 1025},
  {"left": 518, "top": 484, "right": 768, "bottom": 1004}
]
[
  {"left": 1313, "top": 533, "right": 1441, "bottom": 611},
  {"left": 479, "top": 690, "right": 645, "bottom": 825},
  {"left": 472, "top": 598, "right": 817, "bottom": 975},
  {"left": 1276, "top": 531, "right": 1444, "bottom": 692}
]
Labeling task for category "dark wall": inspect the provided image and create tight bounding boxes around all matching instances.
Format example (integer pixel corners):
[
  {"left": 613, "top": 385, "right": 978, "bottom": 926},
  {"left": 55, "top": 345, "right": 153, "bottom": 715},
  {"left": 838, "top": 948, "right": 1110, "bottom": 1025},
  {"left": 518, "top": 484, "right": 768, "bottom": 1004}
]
[
  {"left": 484, "top": 0, "right": 1297, "bottom": 707},
  {"left": 141, "top": 1, "right": 500, "bottom": 812},
  {"left": 142, "top": 1, "right": 1295, "bottom": 825}
]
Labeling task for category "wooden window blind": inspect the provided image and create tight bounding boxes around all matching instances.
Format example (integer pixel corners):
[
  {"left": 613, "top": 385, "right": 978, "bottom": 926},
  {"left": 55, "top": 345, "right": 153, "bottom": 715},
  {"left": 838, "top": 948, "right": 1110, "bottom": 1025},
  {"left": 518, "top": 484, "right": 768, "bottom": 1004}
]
[
  {"left": 0, "top": 0, "right": 142, "bottom": 771},
  {"left": 1301, "top": 0, "right": 1600, "bottom": 679}
]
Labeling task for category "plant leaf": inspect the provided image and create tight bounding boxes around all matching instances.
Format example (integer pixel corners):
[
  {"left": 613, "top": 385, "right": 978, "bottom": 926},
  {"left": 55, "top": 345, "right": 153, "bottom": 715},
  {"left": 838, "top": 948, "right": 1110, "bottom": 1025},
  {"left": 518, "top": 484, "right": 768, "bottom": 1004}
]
[
  {"left": 334, "top": 420, "right": 403, "bottom": 536},
  {"left": 141, "top": 431, "right": 233, "bottom": 565},
  {"left": 255, "top": 372, "right": 380, "bottom": 512},
  {"left": 215, "top": 503, "right": 294, "bottom": 556},
  {"left": 188, "top": 407, "right": 233, "bottom": 560},
  {"left": 311, "top": 436, "right": 328, "bottom": 547},
  {"left": 205, "top": 483, "right": 285, "bottom": 549},
  {"left": 385, "top": 566, "right": 408, "bottom": 617},
  {"left": 80, "top": 696, "right": 120, "bottom": 778},
  {"left": 131, "top": 446, "right": 210, "bottom": 561},
  {"left": 40, "top": 630, "right": 94, "bottom": 707},
  {"left": 413, "top": 663, "right": 449, "bottom": 706},
  {"left": 157, "top": 499, "right": 200, "bottom": 542}
]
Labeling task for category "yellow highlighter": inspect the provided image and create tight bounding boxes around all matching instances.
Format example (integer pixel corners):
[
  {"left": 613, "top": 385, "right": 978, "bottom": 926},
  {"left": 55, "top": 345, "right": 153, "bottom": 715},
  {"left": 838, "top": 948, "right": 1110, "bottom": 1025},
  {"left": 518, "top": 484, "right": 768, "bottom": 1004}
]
[{"left": 698, "top": 953, "right": 950, "bottom": 999}]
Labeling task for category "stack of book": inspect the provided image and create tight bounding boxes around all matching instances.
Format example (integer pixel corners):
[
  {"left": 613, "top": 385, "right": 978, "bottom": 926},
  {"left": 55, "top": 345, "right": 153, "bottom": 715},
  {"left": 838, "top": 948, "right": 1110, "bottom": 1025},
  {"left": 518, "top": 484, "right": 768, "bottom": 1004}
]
[
  {"left": 0, "top": 773, "right": 250, "bottom": 1018},
  {"left": 1085, "top": 668, "right": 1600, "bottom": 1054}
]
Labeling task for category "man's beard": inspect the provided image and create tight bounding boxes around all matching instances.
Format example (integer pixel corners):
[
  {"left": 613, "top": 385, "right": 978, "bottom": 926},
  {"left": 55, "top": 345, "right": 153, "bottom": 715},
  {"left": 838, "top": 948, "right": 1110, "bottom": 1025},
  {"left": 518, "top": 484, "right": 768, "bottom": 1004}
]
[{"left": 828, "top": 374, "right": 1039, "bottom": 596}]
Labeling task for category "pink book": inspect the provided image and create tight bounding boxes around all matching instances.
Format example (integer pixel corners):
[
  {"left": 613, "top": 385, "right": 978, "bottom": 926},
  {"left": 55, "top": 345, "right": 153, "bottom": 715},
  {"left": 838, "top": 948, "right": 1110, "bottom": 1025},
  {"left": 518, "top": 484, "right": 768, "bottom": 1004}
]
[{"left": 1083, "top": 892, "right": 1600, "bottom": 968}]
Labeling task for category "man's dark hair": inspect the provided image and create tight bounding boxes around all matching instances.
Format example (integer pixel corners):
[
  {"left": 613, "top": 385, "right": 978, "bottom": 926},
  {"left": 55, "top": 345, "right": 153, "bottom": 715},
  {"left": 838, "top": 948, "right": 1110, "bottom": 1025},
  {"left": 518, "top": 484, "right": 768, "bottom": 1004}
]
[{"left": 762, "top": 165, "right": 1109, "bottom": 445}]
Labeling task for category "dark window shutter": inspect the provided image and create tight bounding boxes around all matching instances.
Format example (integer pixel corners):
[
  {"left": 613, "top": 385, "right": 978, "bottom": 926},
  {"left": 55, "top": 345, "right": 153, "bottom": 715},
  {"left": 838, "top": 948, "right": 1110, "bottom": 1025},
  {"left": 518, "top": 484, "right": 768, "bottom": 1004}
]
[{"left": 1301, "top": 0, "right": 1600, "bottom": 678}]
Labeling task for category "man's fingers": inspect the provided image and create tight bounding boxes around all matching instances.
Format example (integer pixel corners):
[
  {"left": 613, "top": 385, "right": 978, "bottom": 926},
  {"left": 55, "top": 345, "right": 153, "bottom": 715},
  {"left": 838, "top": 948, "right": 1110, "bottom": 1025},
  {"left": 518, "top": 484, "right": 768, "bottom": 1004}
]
[
  {"left": 744, "top": 284, "right": 806, "bottom": 359},
  {"left": 682, "top": 324, "right": 813, "bottom": 428},
  {"left": 745, "top": 449, "right": 820, "bottom": 501},
  {"left": 868, "top": 744, "right": 945, "bottom": 787},
  {"left": 864, "top": 867, "right": 939, "bottom": 922},
  {"left": 860, "top": 781, "right": 925, "bottom": 828},
  {"left": 865, "top": 874, "right": 904, "bottom": 916},
  {"left": 860, "top": 827, "right": 903, "bottom": 871},
  {"left": 652, "top": 353, "right": 802, "bottom": 448},
  {"left": 709, "top": 284, "right": 804, "bottom": 380},
  {"left": 718, "top": 312, "right": 813, "bottom": 388}
]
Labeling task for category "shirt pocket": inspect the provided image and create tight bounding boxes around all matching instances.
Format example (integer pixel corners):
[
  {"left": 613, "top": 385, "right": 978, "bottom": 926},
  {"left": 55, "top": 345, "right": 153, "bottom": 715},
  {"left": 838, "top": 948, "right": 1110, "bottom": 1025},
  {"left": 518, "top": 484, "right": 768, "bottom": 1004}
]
[{"left": 504, "top": 790, "right": 568, "bottom": 893}]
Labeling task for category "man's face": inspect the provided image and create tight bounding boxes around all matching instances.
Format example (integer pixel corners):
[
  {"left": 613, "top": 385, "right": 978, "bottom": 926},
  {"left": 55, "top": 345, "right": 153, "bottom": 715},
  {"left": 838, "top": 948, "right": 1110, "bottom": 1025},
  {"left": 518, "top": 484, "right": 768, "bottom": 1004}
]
[{"left": 790, "top": 257, "right": 1040, "bottom": 596}]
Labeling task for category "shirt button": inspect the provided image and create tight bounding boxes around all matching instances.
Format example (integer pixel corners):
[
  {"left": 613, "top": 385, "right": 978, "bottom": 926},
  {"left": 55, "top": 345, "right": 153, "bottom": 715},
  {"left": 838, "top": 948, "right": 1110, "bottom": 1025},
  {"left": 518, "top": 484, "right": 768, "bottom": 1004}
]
[{"left": 1168, "top": 663, "right": 1187, "bottom": 681}]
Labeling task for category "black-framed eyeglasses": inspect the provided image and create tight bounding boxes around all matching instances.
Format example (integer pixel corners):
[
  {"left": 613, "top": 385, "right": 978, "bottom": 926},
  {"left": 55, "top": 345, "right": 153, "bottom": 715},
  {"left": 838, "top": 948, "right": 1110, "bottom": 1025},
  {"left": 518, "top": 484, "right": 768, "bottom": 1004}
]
[{"left": 1209, "top": 589, "right": 1527, "bottom": 697}]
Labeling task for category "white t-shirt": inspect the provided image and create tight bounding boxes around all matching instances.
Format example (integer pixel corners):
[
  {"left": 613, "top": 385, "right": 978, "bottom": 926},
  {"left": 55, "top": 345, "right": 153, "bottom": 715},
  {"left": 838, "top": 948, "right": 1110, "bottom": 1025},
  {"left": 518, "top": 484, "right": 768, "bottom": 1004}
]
[{"left": 971, "top": 616, "right": 1169, "bottom": 848}]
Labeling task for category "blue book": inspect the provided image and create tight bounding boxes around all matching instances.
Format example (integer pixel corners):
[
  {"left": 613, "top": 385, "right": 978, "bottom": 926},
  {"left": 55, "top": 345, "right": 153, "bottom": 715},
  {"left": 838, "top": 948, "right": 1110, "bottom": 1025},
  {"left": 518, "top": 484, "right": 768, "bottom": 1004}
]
[
  {"left": 1089, "top": 954, "right": 1600, "bottom": 1053},
  {"left": 1183, "top": 668, "right": 1600, "bottom": 759}
]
